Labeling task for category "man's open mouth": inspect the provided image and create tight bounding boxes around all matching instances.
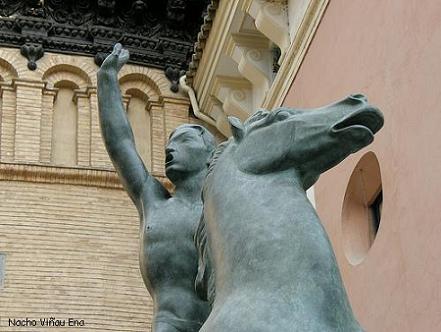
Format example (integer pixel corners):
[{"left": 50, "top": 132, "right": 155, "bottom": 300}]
[{"left": 165, "top": 153, "right": 174, "bottom": 164}]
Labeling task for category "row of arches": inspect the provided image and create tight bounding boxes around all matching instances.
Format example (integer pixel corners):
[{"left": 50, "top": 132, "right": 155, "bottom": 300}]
[
  {"left": 0, "top": 51, "right": 169, "bottom": 169},
  {"left": 0, "top": 50, "right": 170, "bottom": 93},
  {"left": 47, "top": 70, "right": 161, "bottom": 168}
]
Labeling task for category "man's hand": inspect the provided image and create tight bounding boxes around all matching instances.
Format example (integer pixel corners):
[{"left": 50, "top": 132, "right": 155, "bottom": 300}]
[{"left": 99, "top": 43, "right": 130, "bottom": 75}]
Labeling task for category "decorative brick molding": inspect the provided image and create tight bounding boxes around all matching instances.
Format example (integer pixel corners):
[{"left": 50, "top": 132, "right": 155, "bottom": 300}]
[
  {"left": 0, "top": 48, "right": 196, "bottom": 176},
  {"left": 0, "top": 162, "right": 172, "bottom": 190}
]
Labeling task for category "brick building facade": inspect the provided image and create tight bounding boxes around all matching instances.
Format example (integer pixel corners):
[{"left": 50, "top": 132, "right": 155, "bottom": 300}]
[{"left": 0, "top": 47, "right": 220, "bottom": 330}]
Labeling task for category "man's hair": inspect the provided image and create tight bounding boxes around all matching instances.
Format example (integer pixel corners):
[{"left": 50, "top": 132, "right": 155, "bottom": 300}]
[{"left": 169, "top": 124, "right": 216, "bottom": 153}]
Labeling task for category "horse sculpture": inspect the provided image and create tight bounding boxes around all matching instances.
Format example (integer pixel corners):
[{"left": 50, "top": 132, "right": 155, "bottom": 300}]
[{"left": 196, "top": 94, "right": 384, "bottom": 331}]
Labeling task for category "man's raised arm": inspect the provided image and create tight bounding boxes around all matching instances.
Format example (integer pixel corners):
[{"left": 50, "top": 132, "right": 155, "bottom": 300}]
[{"left": 97, "top": 44, "right": 168, "bottom": 208}]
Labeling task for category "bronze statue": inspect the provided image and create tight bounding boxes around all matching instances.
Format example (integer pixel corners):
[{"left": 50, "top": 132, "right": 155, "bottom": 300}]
[
  {"left": 196, "top": 96, "right": 383, "bottom": 331},
  {"left": 97, "top": 44, "right": 213, "bottom": 332}
]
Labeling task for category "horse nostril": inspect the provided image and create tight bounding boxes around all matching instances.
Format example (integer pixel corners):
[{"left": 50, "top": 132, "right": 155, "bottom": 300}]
[
  {"left": 350, "top": 94, "right": 368, "bottom": 103},
  {"left": 165, "top": 153, "right": 174, "bottom": 163}
]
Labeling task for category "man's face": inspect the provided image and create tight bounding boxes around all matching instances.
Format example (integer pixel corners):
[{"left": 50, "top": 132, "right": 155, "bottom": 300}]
[{"left": 165, "top": 127, "right": 210, "bottom": 181}]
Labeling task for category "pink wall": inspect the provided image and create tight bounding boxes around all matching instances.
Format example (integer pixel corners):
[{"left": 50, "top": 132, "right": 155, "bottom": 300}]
[{"left": 283, "top": 1, "right": 441, "bottom": 331}]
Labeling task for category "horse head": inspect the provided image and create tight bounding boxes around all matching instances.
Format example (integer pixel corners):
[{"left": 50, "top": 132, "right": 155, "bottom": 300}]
[
  {"left": 196, "top": 93, "right": 383, "bottom": 307},
  {"left": 228, "top": 94, "right": 383, "bottom": 189}
]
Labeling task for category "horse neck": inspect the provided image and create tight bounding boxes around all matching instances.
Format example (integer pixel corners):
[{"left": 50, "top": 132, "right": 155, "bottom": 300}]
[
  {"left": 205, "top": 150, "right": 319, "bottom": 289},
  {"left": 208, "top": 147, "right": 306, "bottom": 197}
]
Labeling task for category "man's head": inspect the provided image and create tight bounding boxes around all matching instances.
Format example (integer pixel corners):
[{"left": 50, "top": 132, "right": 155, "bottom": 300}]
[{"left": 165, "top": 124, "right": 216, "bottom": 183}]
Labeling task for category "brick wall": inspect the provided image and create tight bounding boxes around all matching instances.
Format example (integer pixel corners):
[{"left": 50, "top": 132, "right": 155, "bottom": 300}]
[
  {"left": 0, "top": 47, "right": 221, "bottom": 331},
  {"left": 0, "top": 180, "right": 151, "bottom": 331}
]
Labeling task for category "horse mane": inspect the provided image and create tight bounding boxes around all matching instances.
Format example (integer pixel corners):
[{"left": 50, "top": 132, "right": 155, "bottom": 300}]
[
  {"left": 206, "top": 140, "right": 230, "bottom": 179},
  {"left": 195, "top": 109, "right": 308, "bottom": 304},
  {"left": 194, "top": 140, "right": 230, "bottom": 305},
  {"left": 193, "top": 110, "right": 294, "bottom": 304},
  {"left": 194, "top": 211, "right": 216, "bottom": 304}
]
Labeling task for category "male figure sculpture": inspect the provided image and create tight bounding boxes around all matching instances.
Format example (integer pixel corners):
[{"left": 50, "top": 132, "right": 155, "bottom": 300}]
[{"left": 97, "top": 44, "right": 213, "bottom": 332}]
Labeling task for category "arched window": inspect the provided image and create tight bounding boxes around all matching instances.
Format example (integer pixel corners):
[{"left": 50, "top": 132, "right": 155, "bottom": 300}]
[
  {"left": 42, "top": 63, "right": 92, "bottom": 167},
  {"left": 51, "top": 81, "right": 78, "bottom": 165}
]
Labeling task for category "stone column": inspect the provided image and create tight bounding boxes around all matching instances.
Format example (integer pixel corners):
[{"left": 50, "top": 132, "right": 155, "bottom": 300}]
[
  {"left": 0, "top": 83, "right": 16, "bottom": 162},
  {"left": 89, "top": 87, "right": 112, "bottom": 169},
  {"left": 39, "top": 87, "right": 58, "bottom": 163},
  {"left": 161, "top": 97, "right": 191, "bottom": 190},
  {"left": 74, "top": 88, "right": 92, "bottom": 167},
  {"left": 163, "top": 97, "right": 191, "bottom": 138},
  {"left": 122, "top": 95, "right": 131, "bottom": 111},
  {"left": 14, "top": 79, "right": 46, "bottom": 163},
  {"left": 150, "top": 102, "right": 166, "bottom": 177}
]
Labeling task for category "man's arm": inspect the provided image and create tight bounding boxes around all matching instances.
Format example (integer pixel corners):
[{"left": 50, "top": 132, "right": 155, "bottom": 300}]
[{"left": 97, "top": 44, "right": 169, "bottom": 208}]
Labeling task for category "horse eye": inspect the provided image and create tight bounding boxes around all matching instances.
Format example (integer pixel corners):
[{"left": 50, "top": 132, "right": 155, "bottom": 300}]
[{"left": 275, "top": 111, "right": 291, "bottom": 120}]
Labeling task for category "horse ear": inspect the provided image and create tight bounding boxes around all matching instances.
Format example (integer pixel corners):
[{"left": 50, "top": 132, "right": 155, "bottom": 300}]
[{"left": 228, "top": 116, "right": 245, "bottom": 142}]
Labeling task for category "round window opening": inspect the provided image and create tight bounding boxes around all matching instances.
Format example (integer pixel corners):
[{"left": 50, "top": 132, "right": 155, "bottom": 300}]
[{"left": 342, "top": 152, "right": 382, "bottom": 265}]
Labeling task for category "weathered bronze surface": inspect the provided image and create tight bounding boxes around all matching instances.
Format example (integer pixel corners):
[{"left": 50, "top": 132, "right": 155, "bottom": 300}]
[
  {"left": 97, "top": 44, "right": 213, "bottom": 332},
  {"left": 97, "top": 42, "right": 385, "bottom": 332},
  {"left": 196, "top": 96, "right": 383, "bottom": 331}
]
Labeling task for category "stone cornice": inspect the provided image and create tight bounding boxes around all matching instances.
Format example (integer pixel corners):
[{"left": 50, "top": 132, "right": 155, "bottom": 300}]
[
  {"left": 262, "top": 0, "right": 329, "bottom": 109},
  {"left": 0, "top": 162, "right": 171, "bottom": 190},
  {"left": 189, "top": 0, "right": 329, "bottom": 135},
  {"left": 11, "top": 78, "right": 47, "bottom": 90},
  {"left": 185, "top": 0, "right": 220, "bottom": 86},
  {"left": 193, "top": 0, "right": 243, "bottom": 103}
]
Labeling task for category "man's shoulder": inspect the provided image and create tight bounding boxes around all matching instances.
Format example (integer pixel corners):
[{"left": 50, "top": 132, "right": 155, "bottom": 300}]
[{"left": 140, "top": 175, "right": 170, "bottom": 198}]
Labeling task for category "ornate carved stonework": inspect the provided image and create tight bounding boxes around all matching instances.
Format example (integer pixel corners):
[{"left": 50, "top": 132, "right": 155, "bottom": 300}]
[
  {"left": 0, "top": 0, "right": 210, "bottom": 70},
  {"left": 20, "top": 43, "right": 44, "bottom": 70},
  {"left": 165, "top": 66, "right": 186, "bottom": 92}
]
